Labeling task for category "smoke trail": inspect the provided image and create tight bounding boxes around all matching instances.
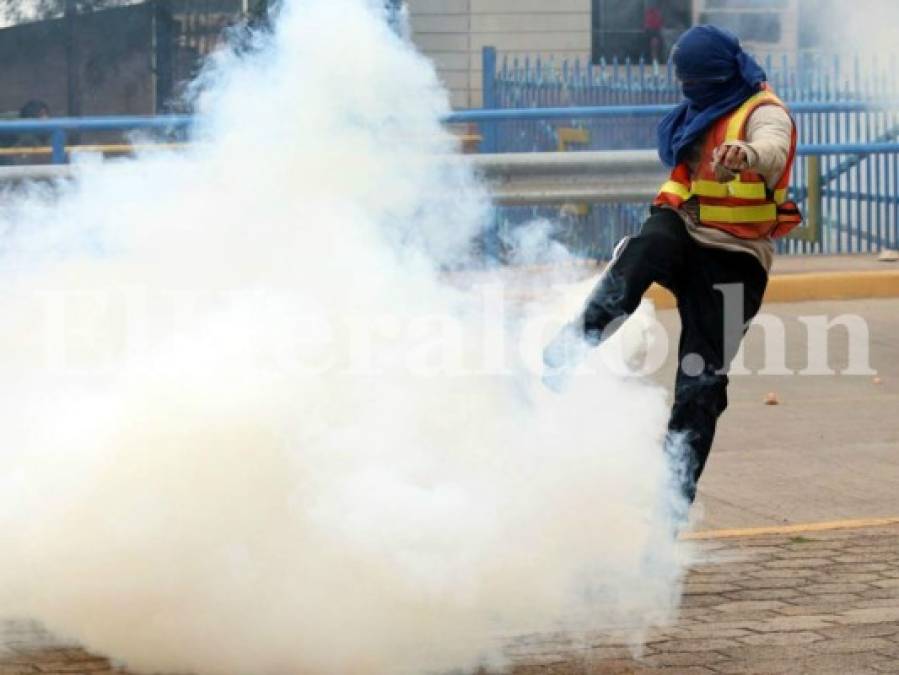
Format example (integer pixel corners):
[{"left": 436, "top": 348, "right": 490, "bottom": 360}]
[
  {"left": 807, "top": 0, "right": 899, "bottom": 57},
  {"left": 0, "top": 1, "right": 689, "bottom": 673}
]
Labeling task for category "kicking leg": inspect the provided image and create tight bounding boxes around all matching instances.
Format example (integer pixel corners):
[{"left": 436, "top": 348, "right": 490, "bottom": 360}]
[
  {"left": 667, "top": 246, "right": 768, "bottom": 503},
  {"left": 543, "top": 208, "right": 689, "bottom": 384}
]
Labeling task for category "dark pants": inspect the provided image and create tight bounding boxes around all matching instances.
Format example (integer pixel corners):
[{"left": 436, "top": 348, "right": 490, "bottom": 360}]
[{"left": 580, "top": 208, "right": 768, "bottom": 502}]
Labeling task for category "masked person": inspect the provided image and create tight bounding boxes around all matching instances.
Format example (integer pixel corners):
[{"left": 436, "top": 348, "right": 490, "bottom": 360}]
[{"left": 543, "top": 26, "right": 802, "bottom": 504}]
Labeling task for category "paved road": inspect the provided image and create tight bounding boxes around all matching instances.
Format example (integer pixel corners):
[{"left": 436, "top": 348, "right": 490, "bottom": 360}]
[{"left": 652, "top": 298, "right": 899, "bottom": 530}]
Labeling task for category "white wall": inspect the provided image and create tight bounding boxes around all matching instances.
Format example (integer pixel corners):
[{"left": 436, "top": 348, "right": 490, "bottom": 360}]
[{"left": 408, "top": 0, "right": 591, "bottom": 108}]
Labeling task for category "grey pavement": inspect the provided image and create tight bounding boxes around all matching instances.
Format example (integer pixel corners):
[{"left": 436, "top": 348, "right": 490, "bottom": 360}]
[{"left": 651, "top": 298, "right": 899, "bottom": 530}]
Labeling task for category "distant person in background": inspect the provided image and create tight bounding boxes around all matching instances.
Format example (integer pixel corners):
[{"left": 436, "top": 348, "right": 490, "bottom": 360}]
[
  {"left": 1, "top": 100, "right": 52, "bottom": 165},
  {"left": 20, "top": 100, "right": 50, "bottom": 120},
  {"left": 644, "top": 5, "right": 664, "bottom": 63}
]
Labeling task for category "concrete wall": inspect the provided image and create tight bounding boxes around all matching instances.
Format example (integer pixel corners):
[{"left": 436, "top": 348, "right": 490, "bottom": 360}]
[
  {"left": 408, "top": 0, "right": 591, "bottom": 109},
  {"left": 0, "top": 4, "right": 157, "bottom": 118}
]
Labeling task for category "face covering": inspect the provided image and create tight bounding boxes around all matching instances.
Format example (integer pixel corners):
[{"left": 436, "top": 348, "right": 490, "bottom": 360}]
[
  {"left": 681, "top": 75, "right": 738, "bottom": 110},
  {"left": 656, "top": 25, "right": 767, "bottom": 167}
]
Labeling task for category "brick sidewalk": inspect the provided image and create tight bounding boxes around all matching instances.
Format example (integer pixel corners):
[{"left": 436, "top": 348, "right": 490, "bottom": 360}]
[
  {"left": 3, "top": 525, "right": 899, "bottom": 675},
  {"left": 506, "top": 524, "right": 899, "bottom": 675}
]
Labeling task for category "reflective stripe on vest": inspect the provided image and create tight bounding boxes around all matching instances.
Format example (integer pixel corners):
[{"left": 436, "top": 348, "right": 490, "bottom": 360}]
[
  {"left": 725, "top": 90, "right": 783, "bottom": 141},
  {"left": 690, "top": 179, "right": 768, "bottom": 200},
  {"left": 691, "top": 181, "right": 790, "bottom": 204},
  {"left": 659, "top": 179, "right": 692, "bottom": 201},
  {"left": 699, "top": 203, "right": 778, "bottom": 224}
]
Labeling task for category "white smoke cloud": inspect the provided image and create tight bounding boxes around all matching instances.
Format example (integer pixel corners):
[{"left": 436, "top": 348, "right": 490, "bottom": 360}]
[
  {"left": 0, "top": 1, "right": 689, "bottom": 673},
  {"left": 820, "top": 0, "right": 899, "bottom": 57}
]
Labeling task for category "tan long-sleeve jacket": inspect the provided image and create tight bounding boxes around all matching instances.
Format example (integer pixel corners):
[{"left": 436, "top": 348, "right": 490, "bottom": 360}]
[{"left": 675, "top": 104, "right": 794, "bottom": 271}]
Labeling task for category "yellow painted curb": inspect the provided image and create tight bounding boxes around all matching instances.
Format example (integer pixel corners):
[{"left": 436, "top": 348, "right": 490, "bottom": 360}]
[
  {"left": 682, "top": 516, "right": 899, "bottom": 541},
  {"left": 646, "top": 269, "right": 899, "bottom": 310}
]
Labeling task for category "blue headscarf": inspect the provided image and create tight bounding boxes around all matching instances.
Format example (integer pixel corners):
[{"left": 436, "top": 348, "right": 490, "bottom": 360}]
[{"left": 657, "top": 25, "right": 767, "bottom": 168}]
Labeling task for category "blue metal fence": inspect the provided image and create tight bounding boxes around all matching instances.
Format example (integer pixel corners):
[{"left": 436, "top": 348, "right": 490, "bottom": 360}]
[
  {"left": 486, "top": 48, "right": 899, "bottom": 152},
  {"left": 0, "top": 105, "right": 897, "bottom": 259},
  {"left": 0, "top": 116, "right": 192, "bottom": 164},
  {"left": 478, "top": 46, "right": 899, "bottom": 258}
]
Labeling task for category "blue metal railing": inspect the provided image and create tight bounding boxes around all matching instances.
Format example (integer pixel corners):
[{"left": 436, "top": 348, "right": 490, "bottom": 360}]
[
  {"left": 0, "top": 108, "right": 897, "bottom": 258},
  {"left": 0, "top": 116, "right": 192, "bottom": 163},
  {"left": 2, "top": 105, "right": 895, "bottom": 161}
]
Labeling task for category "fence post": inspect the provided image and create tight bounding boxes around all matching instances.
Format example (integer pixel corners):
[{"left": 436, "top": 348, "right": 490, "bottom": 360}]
[
  {"left": 481, "top": 46, "right": 498, "bottom": 153},
  {"left": 806, "top": 156, "right": 821, "bottom": 244},
  {"left": 51, "top": 129, "right": 67, "bottom": 165},
  {"left": 481, "top": 46, "right": 501, "bottom": 264},
  {"left": 791, "top": 155, "right": 821, "bottom": 245}
]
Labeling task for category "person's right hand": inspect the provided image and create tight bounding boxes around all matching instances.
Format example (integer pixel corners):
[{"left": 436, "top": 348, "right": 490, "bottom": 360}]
[
  {"left": 711, "top": 143, "right": 749, "bottom": 182},
  {"left": 713, "top": 143, "right": 750, "bottom": 170}
]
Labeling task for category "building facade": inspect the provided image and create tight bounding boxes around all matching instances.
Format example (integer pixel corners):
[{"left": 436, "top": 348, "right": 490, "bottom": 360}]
[{"left": 407, "top": 0, "right": 591, "bottom": 109}]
